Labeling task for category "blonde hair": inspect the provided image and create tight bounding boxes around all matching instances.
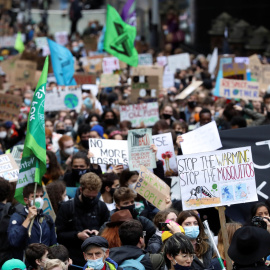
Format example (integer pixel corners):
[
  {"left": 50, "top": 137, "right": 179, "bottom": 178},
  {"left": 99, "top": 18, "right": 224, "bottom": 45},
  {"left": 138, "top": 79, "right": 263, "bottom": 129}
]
[
  {"left": 80, "top": 172, "right": 102, "bottom": 191},
  {"left": 44, "top": 259, "right": 65, "bottom": 270}
]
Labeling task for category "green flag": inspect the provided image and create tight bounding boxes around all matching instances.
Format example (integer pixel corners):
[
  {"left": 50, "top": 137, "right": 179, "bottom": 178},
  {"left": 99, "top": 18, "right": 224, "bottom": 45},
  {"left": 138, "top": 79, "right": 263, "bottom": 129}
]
[
  {"left": 14, "top": 32, "right": 25, "bottom": 53},
  {"left": 14, "top": 56, "right": 48, "bottom": 205},
  {"left": 104, "top": 4, "right": 138, "bottom": 67}
]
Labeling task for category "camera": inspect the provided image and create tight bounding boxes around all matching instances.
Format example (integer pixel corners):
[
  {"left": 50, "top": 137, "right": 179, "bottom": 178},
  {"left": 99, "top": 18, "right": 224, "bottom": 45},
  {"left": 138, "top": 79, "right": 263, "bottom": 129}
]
[{"left": 251, "top": 216, "right": 270, "bottom": 230}]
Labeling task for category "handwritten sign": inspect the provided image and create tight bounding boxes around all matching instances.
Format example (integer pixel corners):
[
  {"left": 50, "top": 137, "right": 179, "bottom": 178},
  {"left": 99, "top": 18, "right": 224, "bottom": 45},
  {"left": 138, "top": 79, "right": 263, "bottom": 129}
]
[
  {"left": 45, "top": 86, "right": 82, "bottom": 112},
  {"left": 219, "top": 79, "right": 260, "bottom": 100},
  {"left": 175, "top": 81, "right": 203, "bottom": 100},
  {"left": 181, "top": 121, "right": 222, "bottom": 155},
  {"left": 74, "top": 73, "right": 96, "bottom": 85},
  {"left": 102, "top": 57, "right": 120, "bottom": 74},
  {"left": 100, "top": 74, "right": 119, "bottom": 87},
  {"left": 42, "top": 186, "right": 56, "bottom": 222},
  {"left": 134, "top": 165, "right": 170, "bottom": 210},
  {"left": 54, "top": 31, "right": 68, "bottom": 46},
  {"left": 167, "top": 53, "right": 190, "bottom": 73},
  {"left": 235, "top": 57, "right": 249, "bottom": 65},
  {"left": 89, "top": 139, "right": 128, "bottom": 166},
  {"left": 215, "top": 55, "right": 234, "bottom": 76},
  {"left": 177, "top": 146, "right": 258, "bottom": 210},
  {"left": 153, "top": 133, "right": 177, "bottom": 176},
  {"left": 11, "top": 145, "right": 24, "bottom": 167},
  {"left": 0, "top": 94, "right": 22, "bottom": 121},
  {"left": 156, "top": 56, "right": 167, "bottom": 66},
  {"left": 0, "top": 154, "right": 19, "bottom": 182},
  {"left": 128, "top": 128, "right": 156, "bottom": 171},
  {"left": 138, "top": 54, "right": 153, "bottom": 66},
  {"left": 163, "top": 66, "right": 174, "bottom": 89},
  {"left": 248, "top": 54, "right": 261, "bottom": 81},
  {"left": 223, "top": 63, "right": 246, "bottom": 80},
  {"left": 120, "top": 102, "right": 159, "bottom": 128}
]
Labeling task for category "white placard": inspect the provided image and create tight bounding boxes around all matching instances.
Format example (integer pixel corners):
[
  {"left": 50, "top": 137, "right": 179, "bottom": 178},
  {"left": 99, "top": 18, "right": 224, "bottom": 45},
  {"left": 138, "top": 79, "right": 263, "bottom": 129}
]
[
  {"left": 102, "top": 57, "right": 120, "bottom": 74},
  {"left": 167, "top": 53, "right": 190, "bottom": 73},
  {"left": 54, "top": 31, "right": 69, "bottom": 46},
  {"left": 177, "top": 146, "right": 258, "bottom": 210},
  {"left": 163, "top": 66, "right": 175, "bottom": 89},
  {"left": 180, "top": 121, "right": 222, "bottom": 155},
  {"left": 138, "top": 54, "right": 153, "bottom": 66},
  {"left": 89, "top": 139, "right": 128, "bottom": 166},
  {"left": 235, "top": 57, "right": 249, "bottom": 66},
  {"left": 156, "top": 56, "right": 167, "bottom": 67}
]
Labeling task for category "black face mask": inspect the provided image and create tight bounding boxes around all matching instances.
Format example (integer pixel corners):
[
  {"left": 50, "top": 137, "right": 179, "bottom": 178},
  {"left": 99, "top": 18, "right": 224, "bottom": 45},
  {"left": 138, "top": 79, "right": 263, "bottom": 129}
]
[
  {"left": 82, "top": 193, "right": 96, "bottom": 206},
  {"left": 65, "top": 126, "right": 73, "bottom": 132},
  {"left": 120, "top": 204, "right": 137, "bottom": 218},
  {"left": 81, "top": 140, "right": 89, "bottom": 149},
  {"left": 72, "top": 168, "right": 88, "bottom": 179},
  {"left": 56, "top": 129, "right": 66, "bottom": 135},
  {"left": 109, "top": 187, "right": 115, "bottom": 197},
  {"left": 163, "top": 113, "right": 171, "bottom": 119},
  {"left": 104, "top": 119, "right": 115, "bottom": 126},
  {"left": 175, "top": 131, "right": 183, "bottom": 137},
  {"left": 188, "top": 101, "right": 197, "bottom": 109}
]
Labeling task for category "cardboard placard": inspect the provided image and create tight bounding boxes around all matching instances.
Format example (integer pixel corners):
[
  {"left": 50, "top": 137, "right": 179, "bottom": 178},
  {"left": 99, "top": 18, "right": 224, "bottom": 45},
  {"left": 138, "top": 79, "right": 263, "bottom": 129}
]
[
  {"left": 132, "top": 65, "right": 163, "bottom": 93},
  {"left": 100, "top": 74, "right": 119, "bottom": 87},
  {"left": 134, "top": 165, "right": 170, "bottom": 210},
  {"left": 74, "top": 73, "right": 96, "bottom": 85},
  {"left": 83, "top": 55, "right": 104, "bottom": 73},
  {"left": 215, "top": 54, "right": 235, "bottom": 76},
  {"left": 167, "top": 53, "right": 190, "bottom": 73},
  {"left": 248, "top": 54, "right": 261, "bottom": 82},
  {"left": 260, "top": 65, "right": 270, "bottom": 89},
  {"left": 138, "top": 53, "right": 153, "bottom": 66},
  {"left": 175, "top": 81, "right": 203, "bottom": 100},
  {"left": 120, "top": 102, "right": 160, "bottom": 128},
  {"left": 83, "top": 35, "right": 98, "bottom": 52},
  {"left": 11, "top": 145, "right": 24, "bottom": 167},
  {"left": 12, "top": 60, "right": 37, "bottom": 87},
  {"left": 0, "top": 94, "right": 22, "bottom": 121},
  {"left": 223, "top": 63, "right": 246, "bottom": 80},
  {"left": 152, "top": 133, "right": 178, "bottom": 176},
  {"left": 177, "top": 146, "right": 258, "bottom": 210},
  {"left": 102, "top": 57, "right": 120, "bottom": 74},
  {"left": 89, "top": 139, "right": 128, "bottom": 166},
  {"left": 42, "top": 186, "right": 56, "bottom": 222},
  {"left": 45, "top": 86, "right": 82, "bottom": 112},
  {"left": 0, "top": 54, "right": 21, "bottom": 79},
  {"left": 128, "top": 128, "right": 156, "bottom": 171},
  {"left": 219, "top": 79, "right": 260, "bottom": 101},
  {"left": 0, "top": 153, "right": 19, "bottom": 182}
]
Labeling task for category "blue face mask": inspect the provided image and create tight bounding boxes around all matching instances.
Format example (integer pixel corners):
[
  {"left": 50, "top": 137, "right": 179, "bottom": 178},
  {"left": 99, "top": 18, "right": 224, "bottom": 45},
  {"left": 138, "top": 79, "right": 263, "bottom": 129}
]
[
  {"left": 87, "top": 257, "right": 105, "bottom": 270},
  {"left": 24, "top": 98, "right": 31, "bottom": 106},
  {"left": 184, "top": 226, "right": 200, "bottom": 239}
]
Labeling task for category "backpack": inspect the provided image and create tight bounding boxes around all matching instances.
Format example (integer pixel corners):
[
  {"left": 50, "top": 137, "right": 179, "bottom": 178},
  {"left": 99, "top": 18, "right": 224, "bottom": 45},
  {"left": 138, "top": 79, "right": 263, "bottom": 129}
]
[{"left": 119, "top": 255, "right": 145, "bottom": 270}]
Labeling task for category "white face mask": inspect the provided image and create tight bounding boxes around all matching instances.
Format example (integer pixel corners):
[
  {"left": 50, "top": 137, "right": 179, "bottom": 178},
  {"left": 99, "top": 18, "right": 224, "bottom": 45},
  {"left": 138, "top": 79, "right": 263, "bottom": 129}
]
[
  {"left": 128, "top": 183, "right": 137, "bottom": 194},
  {"left": 64, "top": 146, "right": 74, "bottom": 156},
  {"left": 64, "top": 195, "right": 69, "bottom": 202},
  {"left": 31, "top": 197, "right": 44, "bottom": 209},
  {"left": 0, "top": 131, "right": 7, "bottom": 139}
]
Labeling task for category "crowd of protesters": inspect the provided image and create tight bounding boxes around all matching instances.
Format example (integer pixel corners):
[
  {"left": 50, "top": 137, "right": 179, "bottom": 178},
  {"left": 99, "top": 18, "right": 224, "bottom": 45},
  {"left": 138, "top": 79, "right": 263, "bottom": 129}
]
[{"left": 1, "top": 2, "right": 270, "bottom": 270}]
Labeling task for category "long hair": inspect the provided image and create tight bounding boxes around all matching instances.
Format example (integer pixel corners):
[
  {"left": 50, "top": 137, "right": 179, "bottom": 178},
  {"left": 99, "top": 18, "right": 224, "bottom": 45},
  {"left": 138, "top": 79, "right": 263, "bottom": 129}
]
[
  {"left": 46, "top": 181, "right": 66, "bottom": 214},
  {"left": 177, "top": 210, "right": 209, "bottom": 258},
  {"left": 217, "top": 222, "right": 242, "bottom": 260},
  {"left": 46, "top": 150, "right": 64, "bottom": 180},
  {"left": 100, "top": 226, "right": 122, "bottom": 248}
]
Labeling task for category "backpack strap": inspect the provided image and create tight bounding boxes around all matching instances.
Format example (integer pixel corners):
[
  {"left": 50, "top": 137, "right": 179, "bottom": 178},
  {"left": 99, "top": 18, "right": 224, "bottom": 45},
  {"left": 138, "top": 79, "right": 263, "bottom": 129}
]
[{"left": 136, "top": 254, "right": 145, "bottom": 262}]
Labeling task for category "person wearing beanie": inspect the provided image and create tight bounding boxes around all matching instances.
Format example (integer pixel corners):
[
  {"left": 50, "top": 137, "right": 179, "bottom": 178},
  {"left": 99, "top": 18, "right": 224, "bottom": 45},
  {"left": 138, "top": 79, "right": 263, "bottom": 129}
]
[
  {"left": 2, "top": 259, "right": 26, "bottom": 270},
  {"left": 90, "top": 125, "right": 104, "bottom": 139}
]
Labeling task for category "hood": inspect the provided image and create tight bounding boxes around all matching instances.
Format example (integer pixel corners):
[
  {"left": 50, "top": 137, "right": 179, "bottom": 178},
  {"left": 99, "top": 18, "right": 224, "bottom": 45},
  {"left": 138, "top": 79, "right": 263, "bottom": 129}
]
[{"left": 109, "top": 246, "right": 146, "bottom": 265}]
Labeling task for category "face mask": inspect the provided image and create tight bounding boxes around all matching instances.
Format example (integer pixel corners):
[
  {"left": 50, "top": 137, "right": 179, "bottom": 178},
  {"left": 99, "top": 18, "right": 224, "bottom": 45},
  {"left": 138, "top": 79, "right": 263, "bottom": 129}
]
[
  {"left": 120, "top": 204, "right": 137, "bottom": 218},
  {"left": 175, "top": 131, "right": 183, "bottom": 137},
  {"left": 31, "top": 197, "right": 44, "bottom": 209},
  {"left": 184, "top": 226, "right": 200, "bottom": 239},
  {"left": 90, "top": 121, "right": 99, "bottom": 126},
  {"left": 82, "top": 193, "right": 96, "bottom": 206},
  {"left": 65, "top": 126, "right": 73, "bottom": 132},
  {"left": 72, "top": 168, "right": 88, "bottom": 178},
  {"left": 46, "top": 163, "right": 50, "bottom": 169},
  {"left": 24, "top": 98, "right": 31, "bottom": 106},
  {"left": 81, "top": 139, "right": 89, "bottom": 149},
  {"left": 87, "top": 257, "right": 104, "bottom": 270},
  {"left": 174, "top": 259, "right": 191, "bottom": 270},
  {"left": 56, "top": 129, "right": 66, "bottom": 135},
  {"left": 128, "top": 183, "right": 137, "bottom": 194},
  {"left": 0, "top": 131, "right": 7, "bottom": 139},
  {"left": 64, "top": 195, "right": 69, "bottom": 202},
  {"left": 64, "top": 146, "right": 74, "bottom": 156},
  {"left": 73, "top": 46, "right": 79, "bottom": 52},
  {"left": 104, "top": 119, "right": 115, "bottom": 126},
  {"left": 188, "top": 101, "right": 196, "bottom": 109},
  {"left": 169, "top": 96, "right": 175, "bottom": 102},
  {"left": 163, "top": 113, "right": 171, "bottom": 119},
  {"left": 109, "top": 187, "right": 115, "bottom": 197},
  {"left": 84, "top": 97, "right": 92, "bottom": 110}
]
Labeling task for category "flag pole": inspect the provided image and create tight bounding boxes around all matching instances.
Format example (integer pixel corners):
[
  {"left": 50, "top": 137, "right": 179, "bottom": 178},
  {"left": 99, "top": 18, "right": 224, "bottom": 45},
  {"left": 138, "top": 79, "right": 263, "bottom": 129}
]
[{"left": 28, "top": 182, "right": 37, "bottom": 237}]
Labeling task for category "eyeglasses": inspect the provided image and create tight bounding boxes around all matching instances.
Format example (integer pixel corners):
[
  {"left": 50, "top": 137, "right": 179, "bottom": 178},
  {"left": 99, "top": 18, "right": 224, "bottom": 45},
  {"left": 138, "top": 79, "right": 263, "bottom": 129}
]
[{"left": 176, "top": 253, "right": 195, "bottom": 260}]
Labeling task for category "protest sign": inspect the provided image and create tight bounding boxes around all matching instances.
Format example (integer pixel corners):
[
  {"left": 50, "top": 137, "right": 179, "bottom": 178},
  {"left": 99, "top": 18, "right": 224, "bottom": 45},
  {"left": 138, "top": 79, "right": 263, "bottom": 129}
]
[
  {"left": 132, "top": 65, "right": 163, "bottom": 93},
  {"left": 260, "top": 65, "right": 270, "bottom": 89},
  {"left": 73, "top": 73, "right": 96, "bottom": 85},
  {"left": 83, "top": 55, "right": 104, "bottom": 73},
  {"left": 100, "top": 74, "right": 119, "bottom": 87},
  {"left": 138, "top": 54, "right": 153, "bottom": 66},
  {"left": 0, "top": 153, "right": 19, "bottom": 182},
  {"left": 102, "top": 57, "right": 120, "bottom": 74},
  {"left": 89, "top": 139, "right": 128, "bottom": 166},
  {"left": 181, "top": 121, "right": 222, "bottom": 155},
  {"left": 208, "top": 48, "right": 218, "bottom": 75},
  {"left": 171, "top": 176, "right": 181, "bottom": 200},
  {"left": 42, "top": 186, "right": 56, "bottom": 222},
  {"left": 35, "top": 37, "right": 50, "bottom": 56},
  {"left": 163, "top": 67, "right": 175, "bottom": 89},
  {"left": 248, "top": 54, "right": 261, "bottom": 81},
  {"left": 54, "top": 31, "right": 69, "bottom": 46},
  {"left": 131, "top": 75, "right": 159, "bottom": 102},
  {"left": 120, "top": 102, "right": 159, "bottom": 128},
  {"left": 177, "top": 146, "right": 258, "bottom": 210},
  {"left": 134, "top": 165, "right": 170, "bottom": 210},
  {"left": 235, "top": 57, "right": 249, "bottom": 66},
  {"left": 12, "top": 60, "right": 37, "bottom": 87},
  {"left": 215, "top": 55, "right": 234, "bottom": 76},
  {"left": 66, "top": 187, "right": 77, "bottom": 198},
  {"left": 175, "top": 81, "right": 203, "bottom": 100},
  {"left": 83, "top": 35, "right": 98, "bottom": 52},
  {"left": 0, "top": 94, "right": 22, "bottom": 121},
  {"left": 45, "top": 86, "right": 82, "bottom": 112},
  {"left": 11, "top": 145, "right": 24, "bottom": 167},
  {"left": 156, "top": 56, "right": 167, "bottom": 66},
  {"left": 82, "top": 84, "right": 98, "bottom": 97},
  {"left": 167, "top": 53, "right": 190, "bottom": 73},
  {"left": 219, "top": 79, "right": 260, "bottom": 100},
  {"left": 153, "top": 133, "right": 177, "bottom": 176},
  {"left": 223, "top": 63, "right": 246, "bottom": 80},
  {"left": 0, "top": 34, "right": 25, "bottom": 48},
  {"left": 128, "top": 128, "right": 156, "bottom": 171}
]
